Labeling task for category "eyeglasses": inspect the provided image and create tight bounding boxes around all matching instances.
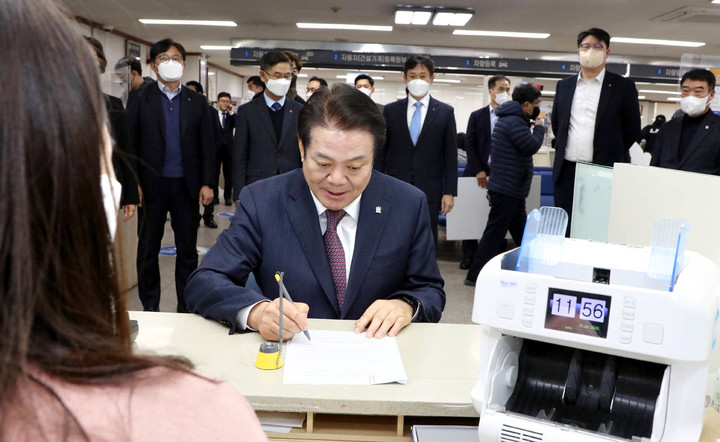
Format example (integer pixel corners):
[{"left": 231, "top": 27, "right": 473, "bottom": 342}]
[
  {"left": 579, "top": 43, "right": 607, "bottom": 50},
  {"left": 264, "top": 70, "right": 292, "bottom": 81},
  {"left": 156, "top": 55, "right": 183, "bottom": 64}
]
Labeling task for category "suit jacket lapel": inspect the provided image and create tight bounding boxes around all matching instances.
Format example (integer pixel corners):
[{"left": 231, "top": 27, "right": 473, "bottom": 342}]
[
  {"left": 179, "top": 86, "right": 189, "bottom": 140},
  {"left": 417, "top": 97, "right": 439, "bottom": 146},
  {"left": 278, "top": 102, "right": 297, "bottom": 147},
  {"left": 681, "top": 111, "right": 715, "bottom": 167},
  {"left": 286, "top": 174, "right": 339, "bottom": 315},
  {"left": 252, "top": 98, "right": 278, "bottom": 145},
  {"left": 563, "top": 76, "right": 578, "bottom": 129},
  {"left": 148, "top": 85, "right": 166, "bottom": 144},
  {"left": 396, "top": 97, "right": 413, "bottom": 144},
  {"left": 595, "top": 73, "right": 615, "bottom": 131},
  {"left": 344, "top": 173, "right": 390, "bottom": 316}
]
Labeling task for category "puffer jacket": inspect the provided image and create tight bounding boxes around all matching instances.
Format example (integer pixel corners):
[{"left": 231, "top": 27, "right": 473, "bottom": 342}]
[{"left": 486, "top": 101, "right": 545, "bottom": 199}]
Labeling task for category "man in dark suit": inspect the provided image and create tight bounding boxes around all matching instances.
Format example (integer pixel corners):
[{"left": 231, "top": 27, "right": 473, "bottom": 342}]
[
  {"left": 215, "top": 92, "right": 235, "bottom": 205},
  {"left": 232, "top": 50, "right": 303, "bottom": 202},
  {"left": 185, "top": 85, "right": 445, "bottom": 341},
  {"left": 375, "top": 55, "right": 458, "bottom": 244},
  {"left": 651, "top": 69, "right": 720, "bottom": 175},
  {"left": 551, "top": 28, "right": 641, "bottom": 234},
  {"left": 460, "top": 74, "right": 511, "bottom": 269},
  {"left": 126, "top": 39, "right": 215, "bottom": 312},
  {"left": 354, "top": 74, "right": 384, "bottom": 113}
]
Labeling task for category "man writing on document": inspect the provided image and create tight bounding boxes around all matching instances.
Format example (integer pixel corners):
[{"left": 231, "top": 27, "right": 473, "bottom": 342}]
[{"left": 185, "top": 85, "right": 446, "bottom": 341}]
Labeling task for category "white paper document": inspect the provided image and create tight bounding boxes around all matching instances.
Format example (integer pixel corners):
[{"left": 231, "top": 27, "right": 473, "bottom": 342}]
[{"left": 283, "top": 330, "right": 407, "bottom": 385}]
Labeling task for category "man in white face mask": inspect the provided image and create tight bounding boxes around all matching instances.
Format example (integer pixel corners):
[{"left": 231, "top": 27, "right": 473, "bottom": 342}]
[
  {"left": 126, "top": 38, "right": 216, "bottom": 313},
  {"left": 232, "top": 50, "right": 303, "bottom": 203},
  {"left": 651, "top": 69, "right": 720, "bottom": 175},
  {"left": 354, "top": 74, "right": 384, "bottom": 113},
  {"left": 375, "top": 55, "right": 458, "bottom": 245},
  {"left": 551, "top": 28, "right": 641, "bottom": 236},
  {"left": 459, "top": 75, "right": 511, "bottom": 269}
]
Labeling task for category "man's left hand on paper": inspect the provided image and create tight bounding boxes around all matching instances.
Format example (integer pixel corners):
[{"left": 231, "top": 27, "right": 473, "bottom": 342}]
[{"left": 354, "top": 299, "right": 413, "bottom": 339}]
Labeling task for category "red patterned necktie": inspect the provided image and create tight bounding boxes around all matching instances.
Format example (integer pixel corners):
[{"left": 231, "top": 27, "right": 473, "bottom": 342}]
[{"left": 324, "top": 209, "right": 347, "bottom": 310}]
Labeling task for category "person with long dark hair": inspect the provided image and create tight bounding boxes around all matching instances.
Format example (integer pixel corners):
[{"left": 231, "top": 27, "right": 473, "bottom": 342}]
[{"left": 0, "top": 0, "right": 266, "bottom": 439}]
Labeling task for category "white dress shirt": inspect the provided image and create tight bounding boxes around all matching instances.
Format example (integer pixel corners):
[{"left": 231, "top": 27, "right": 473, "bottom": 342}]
[
  {"left": 406, "top": 93, "right": 431, "bottom": 132},
  {"left": 565, "top": 69, "right": 605, "bottom": 163},
  {"left": 263, "top": 91, "right": 286, "bottom": 109},
  {"left": 158, "top": 81, "right": 182, "bottom": 101},
  {"left": 236, "top": 193, "right": 362, "bottom": 330}
]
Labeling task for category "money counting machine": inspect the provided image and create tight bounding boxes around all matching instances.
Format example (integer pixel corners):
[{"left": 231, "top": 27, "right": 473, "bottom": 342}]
[{"left": 471, "top": 208, "right": 720, "bottom": 441}]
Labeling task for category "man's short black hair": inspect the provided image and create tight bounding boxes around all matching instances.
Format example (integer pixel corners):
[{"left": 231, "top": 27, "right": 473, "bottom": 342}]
[
  {"left": 577, "top": 28, "right": 611, "bottom": 49},
  {"left": 185, "top": 80, "right": 203, "bottom": 94},
  {"left": 403, "top": 55, "right": 434, "bottom": 76},
  {"left": 150, "top": 38, "right": 187, "bottom": 61},
  {"left": 512, "top": 83, "right": 542, "bottom": 105},
  {"left": 298, "top": 84, "right": 386, "bottom": 155},
  {"left": 488, "top": 75, "right": 510, "bottom": 90},
  {"left": 260, "top": 50, "right": 292, "bottom": 73},
  {"left": 217, "top": 92, "right": 231, "bottom": 100},
  {"left": 681, "top": 68, "right": 716, "bottom": 90},
  {"left": 308, "top": 76, "right": 328, "bottom": 87},
  {"left": 114, "top": 56, "right": 142, "bottom": 75},
  {"left": 247, "top": 75, "right": 265, "bottom": 89},
  {"left": 354, "top": 74, "right": 374, "bottom": 87}
]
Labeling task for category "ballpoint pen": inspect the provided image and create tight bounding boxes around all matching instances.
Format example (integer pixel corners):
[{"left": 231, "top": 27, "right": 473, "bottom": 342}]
[{"left": 275, "top": 272, "right": 312, "bottom": 341}]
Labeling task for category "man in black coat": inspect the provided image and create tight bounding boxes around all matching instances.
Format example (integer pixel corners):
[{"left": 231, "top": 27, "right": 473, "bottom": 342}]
[
  {"left": 375, "top": 55, "right": 457, "bottom": 244},
  {"left": 126, "top": 39, "right": 215, "bottom": 312},
  {"left": 214, "top": 92, "right": 235, "bottom": 205},
  {"left": 651, "top": 69, "right": 720, "bottom": 175},
  {"left": 465, "top": 84, "right": 545, "bottom": 285},
  {"left": 551, "top": 28, "right": 641, "bottom": 235}
]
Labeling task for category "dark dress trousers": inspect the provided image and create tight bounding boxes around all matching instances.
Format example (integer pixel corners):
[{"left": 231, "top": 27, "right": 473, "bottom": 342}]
[
  {"left": 126, "top": 83, "right": 215, "bottom": 310},
  {"left": 215, "top": 109, "right": 235, "bottom": 202},
  {"left": 462, "top": 105, "right": 493, "bottom": 260},
  {"left": 375, "top": 96, "right": 458, "bottom": 243},
  {"left": 185, "top": 169, "right": 446, "bottom": 333},
  {"left": 232, "top": 95, "right": 303, "bottom": 201},
  {"left": 650, "top": 110, "right": 720, "bottom": 175}
]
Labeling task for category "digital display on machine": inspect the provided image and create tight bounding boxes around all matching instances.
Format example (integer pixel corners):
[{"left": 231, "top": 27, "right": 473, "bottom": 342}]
[{"left": 544, "top": 288, "right": 612, "bottom": 338}]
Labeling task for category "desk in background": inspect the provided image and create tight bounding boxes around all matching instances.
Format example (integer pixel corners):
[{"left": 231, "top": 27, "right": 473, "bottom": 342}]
[{"left": 129, "top": 312, "right": 482, "bottom": 441}]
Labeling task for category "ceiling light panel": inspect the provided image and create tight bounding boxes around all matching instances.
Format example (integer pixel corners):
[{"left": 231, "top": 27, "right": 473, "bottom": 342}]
[
  {"left": 297, "top": 23, "right": 393, "bottom": 31},
  {"left": 454, "top": 30, "right": 550, "bottom": 39},
  {"left": 139, "top": 19, "right": 237, "bottom": 27},
  {"left": 612, "top": 37, "right": 705, "bottom": 47}
]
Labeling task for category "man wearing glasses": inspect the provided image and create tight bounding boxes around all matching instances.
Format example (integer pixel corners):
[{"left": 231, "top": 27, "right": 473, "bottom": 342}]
[
  {"left": 551, "top": 28, "right": 641, "bottom": 235},
  {"left": 232, "top": 50, "right": 303, "bottom": 202},
  {"left": 126, "top": 39, "right": 216, "bottom": 312}
]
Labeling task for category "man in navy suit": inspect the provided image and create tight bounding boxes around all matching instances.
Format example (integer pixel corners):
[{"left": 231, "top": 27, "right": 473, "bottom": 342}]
[
  {"left": 552, "top": 28, "right": 640, "bottom": 235},
  {"left": 651, "top": 69, "right": 720, "bottom": 175},
  {"left": 460, "top": 75, "right": 511, "bottom": 269},
  {"left": 126, "top": 39, "right": 215, "bottom": 312},
  {"left": 233, "top": 51, "right": 303, "bottom": 202},
  {"left": 215, "top": 92, "right": 235, "bottom": 205},
  {"left": 185, "top": 85, "right": 445, "bottom": 341},
  {"left": 375, "top": 55, "right": 458, "bottom": 244}
]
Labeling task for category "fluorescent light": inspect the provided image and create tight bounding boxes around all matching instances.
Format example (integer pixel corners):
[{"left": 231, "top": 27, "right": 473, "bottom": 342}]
[
  {"left": 638, "top": 96, "right": 646, "bottom": 99},
  {"left": 638, "top": 89, "right": 681, "bottom": 95},
  {"left": 139, "top": 19, "right": 237, "bottom": 27},
  {"left": 454, "top": 30, "right": 550, "bottom": 39},
  {"left": 200, "top": 45, "right": 234, "bottom": 50},
  {"left": 336, "top": 75, "right": 347, "bottom": 79},
  {"left": 612, "top": 37, "right": 705, "bottom": 47},
  {"left": 297, "top": 22, "right": 392, "bottom": 32},
  {"left": 394, "top": 8, "right": 432, "bottom": 25},
  {"left": 542, "top": 91, "right": 556, "bottom": 96},
  {"left": 297, "top": 74, "right": 308, "bottom": 78},
  {"left": 434, "top": 79, "right": 461, "bottom": 83},
  {"left": 208, "top": 72, "right": 215, "bottom": 76},
  {"left": 432, "top": 11, "right": 473, "bottom": 26},
  {"left": 667, "top": 97, "right": 681, "bottom": 101}
]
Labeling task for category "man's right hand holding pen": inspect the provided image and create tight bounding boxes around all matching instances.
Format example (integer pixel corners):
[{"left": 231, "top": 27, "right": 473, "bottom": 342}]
[{"left": 247, "top": 299, "right": 309, "bottom": 342}]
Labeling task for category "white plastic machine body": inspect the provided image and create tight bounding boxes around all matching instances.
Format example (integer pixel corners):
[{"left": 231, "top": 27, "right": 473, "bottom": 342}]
[{"left": 471, "top": 239, "right": 720, "bottom": 441}]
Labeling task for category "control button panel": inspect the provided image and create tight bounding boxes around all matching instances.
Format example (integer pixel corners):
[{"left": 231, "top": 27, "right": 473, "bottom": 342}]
[
  {"left": 642, "top": 323, "right": 664, "bottom": 345},
  {"left": 496, "top": 300, "right": 515, "bottom": 320}
]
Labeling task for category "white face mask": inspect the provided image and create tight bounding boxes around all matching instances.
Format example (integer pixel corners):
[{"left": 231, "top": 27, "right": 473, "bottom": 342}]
[
  {"left": 680, "top": 94, "right": 710, "bottom": 116},
  {"left": 358, "top": 87, "right": 372, "bottom": 97},
  {"left": 305, "top": 91, "right": 314, "bottom": 100},
  {"left": 245, "top": 90, "right": 255, "bottom": 100},
  {"left": 100, "top": 174, "right": 122, "bottom": 241},
  {"left": 157, "top": 60, "right": 184, "bottom": 82},
  {"left": 578, "top": 49, "right": 606, "bottom": 69},
  {"left": 407, "top": 79, "right": 430, "bottom": 98},
  {"left": 265, "top": 78, "right": 291, "bottom": 97},
  {"left": 494, "top": 92, "right": 510, "bottom": 106}
]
